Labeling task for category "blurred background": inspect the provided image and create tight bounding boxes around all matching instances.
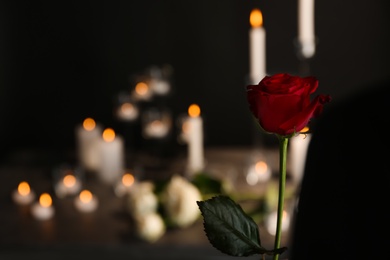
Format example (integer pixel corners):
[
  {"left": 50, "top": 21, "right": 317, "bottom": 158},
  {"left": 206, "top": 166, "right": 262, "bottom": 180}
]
[
  {"left": 0, "top": 0, "right": 389, "bottom": 159},
  {"left": 0, "top": 0, "right": 390, "bottom": 259}
]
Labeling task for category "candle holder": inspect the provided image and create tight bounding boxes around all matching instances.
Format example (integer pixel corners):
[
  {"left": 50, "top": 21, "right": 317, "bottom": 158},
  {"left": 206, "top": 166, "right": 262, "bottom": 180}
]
[{"left": 293, "top": 37, "right": 319, "bottom": 76}]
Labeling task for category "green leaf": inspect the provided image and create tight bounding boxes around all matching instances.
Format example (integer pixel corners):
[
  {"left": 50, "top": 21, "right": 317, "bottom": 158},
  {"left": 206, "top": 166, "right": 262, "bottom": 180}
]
[{"left": 196, "top": 195, "right": 263, "bottom": 256}]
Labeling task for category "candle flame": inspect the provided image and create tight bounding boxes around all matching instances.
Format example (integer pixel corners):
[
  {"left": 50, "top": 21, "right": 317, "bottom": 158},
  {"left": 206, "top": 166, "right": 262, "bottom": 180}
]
[
  {"left": 83, "top": 118, "right": 96, "bottom": 131},
  {"left": 103, "top": 128, "right": 116, "bottom": 142},
  {"left": 250, "top": 8, "right": 263, "bottom": 28},
  {"left": 122, "top": 173, "right": 135, "bottom": 187},
  {"left": 255, "top": 161, "right": 268, "bottom": 175},
  {"left": 79, "top": 190, "right": 92, "bottom": 203},
  {"left": 135, "top": 82, "right": 149, "bottom": 96},
  {"left": 18, "top": 181, "right": 31, "bottom": 196},
  {"left": 39, "top": 193, "right": 52, "bottom": 208},
  {"left": 188, "top": 104, "right": 201, "bottom": 117},
  {"left": 63, "top": 174, "right": 76, "bottom": 188}
]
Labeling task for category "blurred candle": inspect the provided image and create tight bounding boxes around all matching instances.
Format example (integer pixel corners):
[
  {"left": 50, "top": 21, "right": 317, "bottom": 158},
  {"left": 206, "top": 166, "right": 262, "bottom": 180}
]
[
  {"left": 187, "top": 104, "right": 204, "bottom": 175},
  {"left": 12, "top": 181, "right": 36, "bottom": 205},
  {"left": 31, "top": 193, "right": 55, "bottom": 221},
  {"left": 97, "top": 128, "right": 124, "bottom": 185},
  {"left": 144, "top": 120, "right": 169, "bottom": 139},
  {"left": 114, "top": 172, "right": 136, "bottom": 197},
  {"left": 74, "top": 189, "right": 98, "bottom": 213},
  {"left": 298, "top": 0, "right": 315, "bottom": 58},
  {"left": 54, "top": 171, "right": 82, "bottom": 198},
  {"left": 265, "top": 210, "right": 290, "bottom": 236},
  {"left": 133, "top": 81, "right": 152, "bottom": 101},
  {"left": 249, "top": 8, "right": 266, "bottom": 84},
  {"left": 289, "top": 126, "right": 311, "bottom": 184},
  {"left": 246, "top": 160, "right": 271, "bottom": 185},
  {"left": 116, "top": 102, "right": 139, "bottom": 122},
  {"left": 75, "top": 117, "right": 102, "bottom": 171}
]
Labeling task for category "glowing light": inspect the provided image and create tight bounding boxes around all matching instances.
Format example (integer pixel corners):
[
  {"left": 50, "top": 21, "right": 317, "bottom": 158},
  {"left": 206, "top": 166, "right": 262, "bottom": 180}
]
[
  {"left": 135, "top": 82, "right": 149, "bottom": 96},
  {"left": 255, "top": 161, "right": 268, "bottom": 175},
  {"left": 18, "top": 181, "right": 31, "bottom": 196},
  {"left": 188, "top": 104, "right": 201, "bottom": 118},
  {"left": 79, "top": 190, "right": 92, "bottom": 203},
  {"left": 63, "top": 174, "right": 76, "bottom": 188},
  {"left": 250, "top": 9, "right": 263, "bottom": 28},
  {"left": 83, "top": 118, "right": 96, "bottom": 131},
  {"left": 39, "top": 193, "right": 52, "bottom": 208},
  {"left": 103, "top": 128, "right": 115, "bottom": 142},
  {"left": 122, "top": 173, "right": 135, "bottom": 187},
  {"left": 121, "top": 103, "right": 134, "bottom": 114}
]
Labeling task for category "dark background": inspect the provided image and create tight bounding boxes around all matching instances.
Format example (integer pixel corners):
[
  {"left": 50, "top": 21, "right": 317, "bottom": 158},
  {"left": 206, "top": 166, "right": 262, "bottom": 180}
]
[{"left": 0, "top": 0, "right": 389, "bottom": 159}]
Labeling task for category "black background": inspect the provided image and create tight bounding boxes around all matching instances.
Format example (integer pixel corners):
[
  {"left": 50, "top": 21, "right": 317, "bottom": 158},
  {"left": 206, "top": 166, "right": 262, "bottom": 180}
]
[{"left": 0, "top": 0, "right": 389, "bottom": 158}]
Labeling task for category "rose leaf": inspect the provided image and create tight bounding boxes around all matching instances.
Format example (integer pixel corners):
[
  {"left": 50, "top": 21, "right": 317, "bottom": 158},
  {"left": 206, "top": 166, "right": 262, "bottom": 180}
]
[{"left": 197, "top": 195, "right": 269, "bottom": 256}]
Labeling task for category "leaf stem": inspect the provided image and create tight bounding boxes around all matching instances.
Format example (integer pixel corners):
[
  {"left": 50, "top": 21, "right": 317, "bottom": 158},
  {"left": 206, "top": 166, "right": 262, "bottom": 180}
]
[{"left": 273, "top": 136, "right": 289, "bottom": 260}]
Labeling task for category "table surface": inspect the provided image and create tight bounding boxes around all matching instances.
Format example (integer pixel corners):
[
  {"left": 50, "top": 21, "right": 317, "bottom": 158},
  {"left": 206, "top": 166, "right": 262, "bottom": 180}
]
[{"left": 0, "top": 146, "right": 296, "bottom": 259}]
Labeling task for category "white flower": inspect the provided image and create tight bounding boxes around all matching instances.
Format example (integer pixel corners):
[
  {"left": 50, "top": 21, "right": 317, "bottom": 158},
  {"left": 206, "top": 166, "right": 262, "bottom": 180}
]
[
  {"left": 135, "top": 212, "right": 166, "bottom": 243},
  {"left": 162, "top": 175, "right": 202, "bottom": 228},
  {"left": 126, "top": 181, "right": 158, "bottom": 218}
]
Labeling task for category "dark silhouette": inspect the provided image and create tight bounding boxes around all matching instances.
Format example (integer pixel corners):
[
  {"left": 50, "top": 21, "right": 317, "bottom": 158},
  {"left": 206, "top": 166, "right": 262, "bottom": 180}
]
[{"left": 289, "top": 78, "right": 390, "bottom": 259}]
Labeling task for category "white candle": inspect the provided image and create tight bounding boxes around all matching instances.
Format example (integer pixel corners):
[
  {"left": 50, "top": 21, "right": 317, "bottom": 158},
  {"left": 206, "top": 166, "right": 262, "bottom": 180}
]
[
  {"left": 249, "top": 8, "right": 266, "bottom": 84},
  {"left": 12, "top": 181, "right": 36, "bottom": 205},
  {"left": 54, "top": 172, "right": 82, "bottom": 198},
  {"left": 246, "top": 160, "right": 271, "bottom": 185},
  {"left": 97, "top": 128, "right": 125, "bottom": 185},
  {"left": 289, "top": 127, "right": 312, "bottom": 184},
  {"left": 298, "top": 0, "right": 315, "bottom": 58},
  {"left": 114, "top": 172, "right": 136, "bottom": 197},
  {"left": 31, "top": 193, "right": 55, "bottom": 221},
  {"left": 187, "top": 104, "right": 204, "bottom": 175},
  {"left": 75, "top": 118, "right": 102, "bottom": 171},
  {"left": 116, "top": 102, "right": 139, "bottom": 122},
  {"left": 74, "top": 189, "right": 98, "bottom": 213},
  {"left": 149, "top": 78, "right": 170, "bottom": 96}
]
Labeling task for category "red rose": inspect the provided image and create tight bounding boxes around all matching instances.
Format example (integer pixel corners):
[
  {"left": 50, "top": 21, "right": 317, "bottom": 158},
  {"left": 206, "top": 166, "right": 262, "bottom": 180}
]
[{"left": 246, "top": 73, "right": 331, "bottom": 136}]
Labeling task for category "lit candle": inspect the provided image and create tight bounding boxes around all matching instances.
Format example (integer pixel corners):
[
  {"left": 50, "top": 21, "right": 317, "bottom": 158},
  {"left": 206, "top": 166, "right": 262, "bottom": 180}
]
[
  {"left": 116, "top": 102, "right": 139, "bottom": 122},
  {"left": 298, "top": 0, "right": 315, "bottom": 58},
  {"left": 31, "top": 193, "right": 55, "bottom": 221},
  {"left": 246, "top": 160, "right": 271, "bottom": 185},
  {"left": 265, "top": 210, "right": 290, "bottom": 236},
  {"left": 143, "top": 120, "right": 169, "bottom": 139},
  {"left": 75, "top": 117, "right": 102, "bottom": 171},
  {"left": 187, "top": 104, "right": 204, "bottom": 176},
  {"left": 114, "top": 172, "right": 136, "bottom": 197},
  {"left": 12, "top": 181, "right": 36, "bottom": 205},
  {"left": 133, "top": 81, "right": 152, "bottom": 101},
  {"left": 54, "top": 171, "right": 82, "bottom": 198},
  {"left": 289, "top": 126, "right": 312, "bottom": 184},
  {"left": 249, "top": 8, "right": 266, "bottom": 84},
  {"left": 74, "top": 189, "right": 98, "bottom": 213},
  {"left": 97, "top": 128, "right": 124, "bottom": 185}
]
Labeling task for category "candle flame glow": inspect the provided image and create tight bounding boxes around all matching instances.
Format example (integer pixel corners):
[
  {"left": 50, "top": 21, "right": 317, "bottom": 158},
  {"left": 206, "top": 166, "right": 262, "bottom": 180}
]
[
  {"left": 188, "top": 104, "right": 201, "bottom": 118},
  {"left": 255, "top": 161, "right": 268, "bottom": 175},
  {"left": 121, "top": 103, "right": 134, "bottom": 113},
  {"left": 18, "top": 181, "right": 31, "bottom": 196},
  {"left": 135, "top": 82, "right": 149, "bottom": 96},
  {"left": 63, "top": 174, "right": 76, "bottom": 188},
  {"left": 103, "top": 128, "right": 115, "bottom": 142},
  {"left": 250, "top": 8, "right": 263, "bottom": 28},
  {"left": 83, "top": 118, "right": 96, "bottom": 131},
  {"left": 79, "top": 190, "right": 92, "bottom": 203},
  {"left": 122, "top": 173, "right": 135, "bottom": 187},
  {"left": 39, "top": 193, "right": 52, "bottom": 208}
]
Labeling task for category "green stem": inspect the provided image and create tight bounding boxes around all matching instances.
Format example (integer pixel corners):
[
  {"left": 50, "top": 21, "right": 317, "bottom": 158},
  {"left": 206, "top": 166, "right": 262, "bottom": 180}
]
[{"left": 273, "top": 136, "right": 289, "bottom": 260}]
